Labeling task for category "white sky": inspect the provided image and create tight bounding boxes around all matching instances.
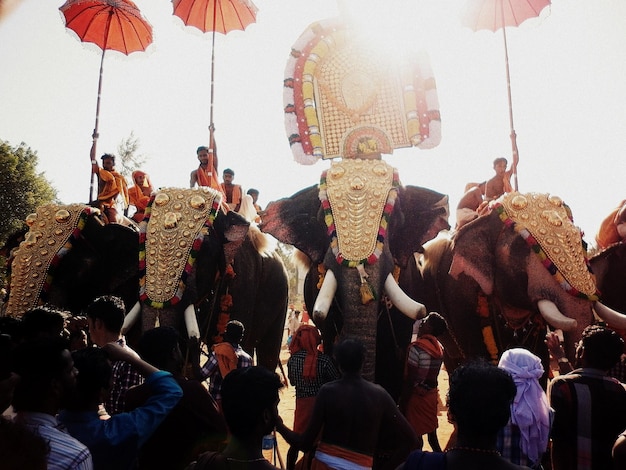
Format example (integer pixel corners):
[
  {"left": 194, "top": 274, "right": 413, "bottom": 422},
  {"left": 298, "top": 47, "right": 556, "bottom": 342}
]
[{"left": 1, "top": 0, "right": 625, "bottom": 248}]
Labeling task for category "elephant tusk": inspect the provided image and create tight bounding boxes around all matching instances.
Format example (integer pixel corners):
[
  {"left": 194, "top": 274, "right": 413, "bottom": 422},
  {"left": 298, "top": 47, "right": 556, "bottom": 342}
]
[
  {"left": 537, "top": 300, "right": 577, "bottom": 331},
  {"left": 184, "top": 304, "right": 200, "bottom": 339},
  {"left": 593, "top": 301, "right": 626, "bottom": 330},
  {"left": 384, "top": 274, "right": 427, "bottom": 320},
  {"left": 313, "top": 269, "right": 337, "bottom": 322},
  {"left": 121, "top": 301, "right": 141, "bottom": 335}
]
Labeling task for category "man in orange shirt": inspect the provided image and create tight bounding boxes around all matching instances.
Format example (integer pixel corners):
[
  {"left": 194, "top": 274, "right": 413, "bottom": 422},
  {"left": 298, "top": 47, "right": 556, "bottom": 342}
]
[
  {"left": 128, "top": 170, "right": 153, "bottom": 223},
  {"left": 91, "top": 153, "right": 129, "bottom": 224}
]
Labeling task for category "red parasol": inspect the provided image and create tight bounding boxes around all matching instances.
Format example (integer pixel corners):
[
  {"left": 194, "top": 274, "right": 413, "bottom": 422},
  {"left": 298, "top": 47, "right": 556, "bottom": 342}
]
[
  {"left": 59, "top": 0, "right": 153, "bottom": 203},
  {"left": 172, "top": 0, "right": 258, "bottom": 156},
  {"left": 462, "top": 0, "right": 551, "bottom": 190}
]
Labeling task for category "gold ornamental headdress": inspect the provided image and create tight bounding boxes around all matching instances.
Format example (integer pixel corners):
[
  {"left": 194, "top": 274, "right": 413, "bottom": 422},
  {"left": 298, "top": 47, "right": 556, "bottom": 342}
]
[
  {"left": 495, "top": 192, "right": 598, "bottom": 301},
  {"left": 284, "top": 18, "right": 441, "bottom": 164},
  {"left": 5, "top": 204, "right": 96, "bottom": 317}
]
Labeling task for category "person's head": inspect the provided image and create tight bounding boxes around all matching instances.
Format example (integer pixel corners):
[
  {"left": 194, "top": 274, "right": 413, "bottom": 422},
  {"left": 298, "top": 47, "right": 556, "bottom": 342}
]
[
  {"left": 577, "top": 324, "right": 624, "bottom": 370},
  {"left": 223, "top": 168, "right": 234, "bottom": 184},
  {"left": 138, "top": 326, "right": 183, "bottom": 374},
  {"left": 221, "top": 366, "right": 283, "bottom": 439},
  {"left": 493, "top": 157, "right": 507, "bottom": 175},
  {"left": 447, "top": 360, "right": 516, "bottom": 438},
  {"left": 11, "top": 336, "right": 77, "bottom": 413},
  {"left": 69, "top": 347, "right": 112, "bottom": 410},
  {"left": 132, "top": 170, "right": 149, "bottom": 188},
  {"left": 334, "top": 338, "right": 365, "bottom": 375},
  {"left": 418, "top": 312, "right": 448, "bottom": 337},
  {"left": 197, "top": 146, "right": 210, "bottom": 166},
  {"left": 86, "top": 295, "right": 126, "bottom": 346},
  {"left": 247, "top": 188, "right": 259, "bottom": 203},
  {"left": 20, "top": 306, "right": 69, "bottom": 341},
  {"left": 101, "top": 153, "right": 116, "bottom": 171},
  {"left": 289, "top": 324, "right": 321, "bottom": 355},
  {"left": 223, "top": 320, "right": 244, "bottom": 344}
]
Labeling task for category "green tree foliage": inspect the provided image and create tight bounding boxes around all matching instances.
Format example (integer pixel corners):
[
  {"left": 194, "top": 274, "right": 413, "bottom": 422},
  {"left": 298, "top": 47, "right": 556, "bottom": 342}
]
[
  {"left": 116, "top": 131, "right": 146, "bottom": 179},
  {"left": 0, "top": 140, "right": 57, "bottom": 287}
]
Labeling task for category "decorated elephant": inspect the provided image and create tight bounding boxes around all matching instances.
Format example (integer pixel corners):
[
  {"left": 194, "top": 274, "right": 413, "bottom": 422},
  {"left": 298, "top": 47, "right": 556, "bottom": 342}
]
[
  {"left": 260, "top": 160, "right": 449, "bottom": 382},
  {"left": 3, "top": 203, "right": 139, "bottom": 318},
  {"left": 121, "top": 187, "right": 289, "bottom": 370},
  {"left": 589, "top": 242, "right": 626, "bottom": 318},
  {"left": 417, "top": 192, "right": 626, "bottom": 377}
]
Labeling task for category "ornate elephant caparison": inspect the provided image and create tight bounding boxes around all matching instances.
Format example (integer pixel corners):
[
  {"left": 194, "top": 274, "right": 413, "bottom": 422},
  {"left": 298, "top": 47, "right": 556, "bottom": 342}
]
[
  {"left": 121, "top": 187, "right": 289, "bottom": 371},
  {"left": 4, "top": 203, "right": 139, "bottom": 318},
  {"left": 417, "top": 192, "right": 626, "bottom": 376},
  {"left": 261, "top": 170, "right": 449, "bottom": 382}
]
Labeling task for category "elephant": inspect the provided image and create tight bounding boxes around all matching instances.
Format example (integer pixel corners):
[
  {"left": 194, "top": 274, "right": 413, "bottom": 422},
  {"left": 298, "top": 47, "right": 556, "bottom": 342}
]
[
  {"left": 589, "top": 242, "right": 626, "bottom": 333},
  {"left": 416, "top": 192, "right": 626, "bottom": 378},
  {"left": 260, "top": 160, "right": 450, "bottom": 383},
  {"left": 3, "top": 203, "right": 139, "bottom": 318},
  {"left": 121, "top": 187, "right": 289, "bottom": 371}
]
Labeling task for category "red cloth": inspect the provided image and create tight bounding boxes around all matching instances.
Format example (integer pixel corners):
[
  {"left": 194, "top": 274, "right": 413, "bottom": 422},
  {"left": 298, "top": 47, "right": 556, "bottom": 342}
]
[
  {"left": 294, "top": 396, "right": 316, "bottom": 433},
  {"left": 212, "top": 342, "right": 237, "bottom": 379},
  {"left": 289, "top": 325, "right": 321, "bottom": 381},
  {"left": 413, "top": 335, "right": 443, "bottom": 359}
]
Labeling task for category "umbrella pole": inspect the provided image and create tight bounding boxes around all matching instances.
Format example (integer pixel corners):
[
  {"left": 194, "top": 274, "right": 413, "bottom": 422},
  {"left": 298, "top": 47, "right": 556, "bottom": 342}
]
[
  {"left": 501, "top": 16, "right": 519, "bottom": 191},
  {"left": 90, "top": 11, "right": 112, "bottom": 203},
  {"left": 209, "top": 2, "right": 217, "bottom": 147},
  {"left": 90, "top": 46, "right": 106, "bottom": 204}
]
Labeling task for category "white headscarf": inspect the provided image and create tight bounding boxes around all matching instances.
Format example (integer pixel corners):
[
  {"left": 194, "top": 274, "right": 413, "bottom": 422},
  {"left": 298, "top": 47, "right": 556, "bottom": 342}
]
[{"left": 498, "top": 348, "right": 551, "bottom": 464}]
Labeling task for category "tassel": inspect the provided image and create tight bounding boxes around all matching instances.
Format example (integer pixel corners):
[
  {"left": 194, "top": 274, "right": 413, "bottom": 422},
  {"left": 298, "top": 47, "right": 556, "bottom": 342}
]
[{"left": 357, "top": 264, "right": 376, "bottom": 305}]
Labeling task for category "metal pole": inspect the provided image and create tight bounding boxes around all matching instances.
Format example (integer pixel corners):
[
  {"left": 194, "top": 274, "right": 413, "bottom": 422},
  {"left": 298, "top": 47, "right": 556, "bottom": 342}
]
[
  {"left": 500, "top": 4, "right": 519, "bottom": 191},
  {"left": 90, "top": 10, "right": 113, "bottom": 203}
]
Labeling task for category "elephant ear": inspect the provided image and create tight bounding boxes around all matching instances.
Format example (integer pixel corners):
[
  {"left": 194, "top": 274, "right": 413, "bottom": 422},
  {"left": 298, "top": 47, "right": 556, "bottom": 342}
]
[
  {"left": 388, "top": 185, "right": 450, "bottom": 268},
  {"left": 449, "top": 211, "right": 503, "bottom": 295},
  {"left": 260, "top": 185, "right": 328, "bottom": 264}
]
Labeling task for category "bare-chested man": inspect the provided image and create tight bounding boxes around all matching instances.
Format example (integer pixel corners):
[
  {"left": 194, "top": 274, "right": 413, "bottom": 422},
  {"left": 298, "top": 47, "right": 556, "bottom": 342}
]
[{"left": 277, "top": 338, "right": 418, "bottom": 470}]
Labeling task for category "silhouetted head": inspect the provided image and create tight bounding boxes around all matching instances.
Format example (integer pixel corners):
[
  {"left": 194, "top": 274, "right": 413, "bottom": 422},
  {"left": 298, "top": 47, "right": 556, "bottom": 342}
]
[
  {"left": 579, "top": 324, "right": 624, "bottom": 370},
  {"left": 221, "top": 366, "right": 283, "bottom": 439},
  {"left": 448, "top": 360, "right": 516, "bottom": 438},
  {"left": 334, "top": 338, "right": 365, "bottom": 374},
  {"left": 223, "top": 320, "right": 244, "bottom": 344},
  {"left": 138, "top": 326, "right": 183, "bottom": 374}
]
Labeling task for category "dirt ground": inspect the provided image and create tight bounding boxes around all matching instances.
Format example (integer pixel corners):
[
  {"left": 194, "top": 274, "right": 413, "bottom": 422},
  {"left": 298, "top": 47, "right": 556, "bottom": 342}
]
[{"left": 270, "top": 334, "right": 455, "bottom": 467}]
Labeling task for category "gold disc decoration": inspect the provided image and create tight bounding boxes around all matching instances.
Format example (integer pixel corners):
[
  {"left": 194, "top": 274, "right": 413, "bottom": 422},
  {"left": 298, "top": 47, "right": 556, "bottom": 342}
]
[
  {"left": 322, "top": 159, "right": 396, "bottom": 265},
  {"left": 140, "top": 187, "right": 220, "bottom": 307},
  {"left": 497, "top": 192, "right": 598, "bottom": 300},
  {"left": 5, "top": 204, "right": 93, "bottom": 317}
]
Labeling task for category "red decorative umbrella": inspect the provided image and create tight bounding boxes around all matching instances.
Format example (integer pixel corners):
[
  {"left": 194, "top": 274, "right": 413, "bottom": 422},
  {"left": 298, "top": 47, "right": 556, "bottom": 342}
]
[
  {"left": 59, "top": 0, "right": 153, "bottom": 202},
  {"left": 462, "top": 0, "right": 551, "bottom": 190},
  {"left": 172, "top": 0, "right": 258, "bottom": 155}
]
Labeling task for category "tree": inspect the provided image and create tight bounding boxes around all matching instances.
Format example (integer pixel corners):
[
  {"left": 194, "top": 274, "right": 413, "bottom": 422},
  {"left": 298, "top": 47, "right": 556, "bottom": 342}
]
[
  {"left": 116, "top": 131, "right": 146, "bottom": 179},
  {"left": 0, "top": 140, "right": 57, "bottom": 289}
]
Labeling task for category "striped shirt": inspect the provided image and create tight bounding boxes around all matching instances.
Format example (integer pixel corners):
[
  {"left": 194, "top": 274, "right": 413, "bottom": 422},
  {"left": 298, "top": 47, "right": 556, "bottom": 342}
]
[
  {"left": 105, "top": 338, "right": 144, "bottom": 415},
  {"left": 405, "top": 344, "right": 443, "bottom": 390},
  {"left": 15, "top": 411, "right": 93, "bottom": 470},
  {"left": 549, "top": 368, "right": 626, "bottom": 470}
]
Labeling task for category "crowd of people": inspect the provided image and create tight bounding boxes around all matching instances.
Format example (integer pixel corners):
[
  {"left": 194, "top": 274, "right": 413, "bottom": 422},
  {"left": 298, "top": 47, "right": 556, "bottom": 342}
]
[{"left": 2, "top": 294, "right": 626, "bottom": 469}]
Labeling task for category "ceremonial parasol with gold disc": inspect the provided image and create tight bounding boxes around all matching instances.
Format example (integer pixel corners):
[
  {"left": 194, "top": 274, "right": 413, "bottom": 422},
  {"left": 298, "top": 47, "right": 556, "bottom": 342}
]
[
  {"left": 59, "top": 0, "right": 153, "bottom": 203},
  {"left": 172, "top": 0, "right": 258, "bottom": 158},
  {"left": 462, "top": 0, "right": 551, "bottom": 191}
]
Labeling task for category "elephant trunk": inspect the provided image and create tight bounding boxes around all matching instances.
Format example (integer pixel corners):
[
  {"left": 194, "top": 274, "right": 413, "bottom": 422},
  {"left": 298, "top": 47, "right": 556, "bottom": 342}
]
[
  {"left": 121, "top": 300, "right": 142, "bottom": 335},
  {"left": 593, "top": 301, "right": 626, "bottom": 330},
  {"left": 312, "top": 269, "right": 337, "bottom": 323},
  {"left": 537, "top": 299, "right": 578, "bottom": 331},
  {"left": 383, "top": 273, "right": 427, "bottom": 320}
]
